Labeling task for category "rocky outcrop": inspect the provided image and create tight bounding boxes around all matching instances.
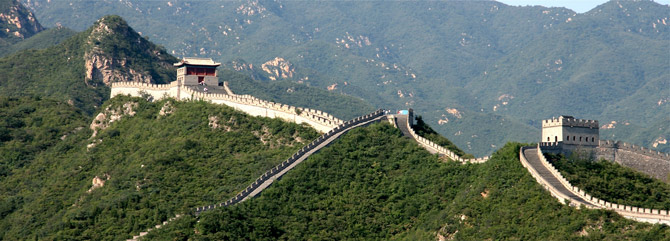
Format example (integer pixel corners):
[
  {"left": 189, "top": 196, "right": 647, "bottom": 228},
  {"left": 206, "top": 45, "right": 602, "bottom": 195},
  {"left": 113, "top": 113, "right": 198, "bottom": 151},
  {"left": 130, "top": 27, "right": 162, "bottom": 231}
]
[
  {"left": 87, "top": 174, "right": 110, "bottom": 193},
  {"left": 261, "top": 57, "right": 294, "bottom": 80},
  {"left": 0, "top": 0, "right": 43, "bottom": 43},
  {"left": 84, "top": 52, "right": 153, "bottom": 86},
  {"left": 89, "top": 101, "right": 138, "bottom": 138},
  {"left": 83, "top": 15, "right": 177, "bottom": 86}
]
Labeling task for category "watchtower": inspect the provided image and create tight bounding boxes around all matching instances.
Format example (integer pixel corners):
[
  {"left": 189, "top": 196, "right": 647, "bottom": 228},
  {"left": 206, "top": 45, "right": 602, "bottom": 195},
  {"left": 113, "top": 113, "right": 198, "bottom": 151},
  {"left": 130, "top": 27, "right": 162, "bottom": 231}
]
[
  {"left": 174, "top": 57, "right": 221, "bottom": 86},
  {"left": 541, "top": 115, "right": 599, "bottom": 147}
]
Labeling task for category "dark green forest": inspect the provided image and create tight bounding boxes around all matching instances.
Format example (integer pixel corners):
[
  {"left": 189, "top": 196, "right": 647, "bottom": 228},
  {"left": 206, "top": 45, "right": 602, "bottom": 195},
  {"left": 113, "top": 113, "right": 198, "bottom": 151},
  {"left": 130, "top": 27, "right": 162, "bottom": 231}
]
[
  {"left": 147, "top": 124, "right": 669, "bottom": 240},
  {"left": 0, "top": 96, "right": 320, "bottom": 239},
  {"left": 20, "top": 0, "right": 670, "bottom": 155},
  {"left": 0, "top": 2, "right": 668, "bottom": 240}
]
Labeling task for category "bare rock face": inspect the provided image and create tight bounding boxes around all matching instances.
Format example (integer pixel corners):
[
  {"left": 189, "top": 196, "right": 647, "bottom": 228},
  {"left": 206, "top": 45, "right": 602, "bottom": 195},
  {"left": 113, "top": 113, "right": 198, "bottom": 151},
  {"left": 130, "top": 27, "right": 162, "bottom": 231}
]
[
  {"left": 261, "top": 57, "right": 295, "bottom": 80},
  {"left": 84, "top": 16, "right": 153, "bottom": 86},
  {"left": 82, "top": 15, "right": 177, "bottom": 86},
  {"left": 84, "top": 52, "right": 153, "bottom": 86},
  {"left": 158, "top": 101, "right": 174, "bottom": 117},
  {"left": 0, "top": 0, "right": 43, "bottom": 43},
  {"left": 87, "top": 174, "right": 110, "bottom": 193},
  {"left": 89, "top": 101, "right": 138, "bottom": 138}
]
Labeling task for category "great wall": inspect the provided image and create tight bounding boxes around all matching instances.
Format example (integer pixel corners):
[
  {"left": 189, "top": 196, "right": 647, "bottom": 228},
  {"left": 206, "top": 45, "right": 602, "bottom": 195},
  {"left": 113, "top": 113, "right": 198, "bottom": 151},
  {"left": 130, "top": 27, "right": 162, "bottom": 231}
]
[{"left": 118, "top": 58, "right": 670, "bottom": 240}]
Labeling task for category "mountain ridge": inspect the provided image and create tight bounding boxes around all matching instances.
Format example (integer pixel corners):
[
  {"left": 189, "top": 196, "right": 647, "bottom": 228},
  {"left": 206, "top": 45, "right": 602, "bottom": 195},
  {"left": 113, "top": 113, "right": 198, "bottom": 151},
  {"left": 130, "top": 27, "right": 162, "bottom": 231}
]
[{"left": 17, "top": 0, "right": 668, "bottom": 155}]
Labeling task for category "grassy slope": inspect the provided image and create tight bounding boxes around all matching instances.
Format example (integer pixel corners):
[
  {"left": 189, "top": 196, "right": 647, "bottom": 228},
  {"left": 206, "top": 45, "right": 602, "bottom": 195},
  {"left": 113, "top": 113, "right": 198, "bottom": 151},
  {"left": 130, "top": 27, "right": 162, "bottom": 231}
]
[
  {"left": 0, "top": 96, "right": 320, "bottom": 240},
  {"left": 149, "top": 123, "right": 669, "bottom": 240}
]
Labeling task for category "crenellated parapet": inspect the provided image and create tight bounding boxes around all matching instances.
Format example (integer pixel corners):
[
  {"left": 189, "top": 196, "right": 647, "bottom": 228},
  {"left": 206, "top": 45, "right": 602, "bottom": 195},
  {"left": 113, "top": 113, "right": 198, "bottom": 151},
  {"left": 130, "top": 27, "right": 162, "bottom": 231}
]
[
  {"left": 180, "top": 86, "right": 343, "bottom": 130},
  {"left": 599, "top": 140, "right": 670, "bottom": 160},
  {"left": 194, "top": 109, "right": 386, "bottom": 214},
  {"left": 402, "top": 113, "right": 489, "bottom": 163},
  {"left": 110, "top": 80, "right": 344, "bottom": 132},
  {"left": 542, "top": 116, "right": 599, "bottom": 129},
  {"left": 110, "top": 81, "right": 178, "bottom": 90},
  {"left": 524, "top": 145, "right": 670, "bottom": 224}
]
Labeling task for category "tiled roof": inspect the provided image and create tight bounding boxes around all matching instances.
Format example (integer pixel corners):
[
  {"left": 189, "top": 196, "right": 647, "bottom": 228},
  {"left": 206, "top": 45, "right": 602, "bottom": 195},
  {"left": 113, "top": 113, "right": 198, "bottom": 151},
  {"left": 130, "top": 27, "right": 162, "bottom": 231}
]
[{"left": 174, "top": 57, "right": 221, "bottom": 67}]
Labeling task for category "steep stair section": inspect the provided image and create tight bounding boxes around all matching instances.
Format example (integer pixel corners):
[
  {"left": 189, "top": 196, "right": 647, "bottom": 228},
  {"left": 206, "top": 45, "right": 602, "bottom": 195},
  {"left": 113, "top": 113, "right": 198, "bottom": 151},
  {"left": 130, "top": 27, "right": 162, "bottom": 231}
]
[
  {"left": 520, "top": 146, "right": 590, "bottom": 205},
  {"left": 195, "top": 109, "right": 386, "bottom": 214},
  {"left": 520, "top": 145, "right": 670, "bottom": 225}
]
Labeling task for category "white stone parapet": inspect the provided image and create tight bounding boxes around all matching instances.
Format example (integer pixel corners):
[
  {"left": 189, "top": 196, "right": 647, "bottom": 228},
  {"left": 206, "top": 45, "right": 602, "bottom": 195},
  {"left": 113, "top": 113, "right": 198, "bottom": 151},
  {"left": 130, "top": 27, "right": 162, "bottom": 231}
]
[
  {"left": 403, "top": 115, "right": 489, "bottom": 163},
  {"left": 527, "top": 145, "right": 670, "bottom": 225},
  {"left": 110, "top": 81, "right": 344, "bottom": 133},
  {"left": 542, "top": 116, "right": 599, "bottom": 129}
]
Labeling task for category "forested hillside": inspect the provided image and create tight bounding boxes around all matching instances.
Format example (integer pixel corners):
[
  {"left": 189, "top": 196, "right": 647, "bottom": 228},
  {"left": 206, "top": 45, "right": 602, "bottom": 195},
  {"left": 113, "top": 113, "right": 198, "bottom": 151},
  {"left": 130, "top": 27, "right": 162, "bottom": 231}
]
[
  {"left": 0, "top": 14, "right": 373, "bottom": 119},
  {"left": 18, "top": 0, "right": 670, "bottom": 155},
  {"left": 0, "top": 96, "right": 321, "bottom": 239},
  {"left": 0, "top": 0, "right": 43, "bottom": 47},
  {"left": 145, "top": 124, "right": 669, "bottom": 240}
]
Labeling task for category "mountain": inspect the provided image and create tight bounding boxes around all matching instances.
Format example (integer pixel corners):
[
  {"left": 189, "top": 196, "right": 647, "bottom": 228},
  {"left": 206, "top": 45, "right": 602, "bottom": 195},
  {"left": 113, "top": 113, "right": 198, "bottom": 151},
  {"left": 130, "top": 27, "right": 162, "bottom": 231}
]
[
  {"left": 0, "top": 25, "right": 75, "bottom": 57},
  {"left": 147, "top": 126, "right": 668, "bottom": 240},
  {"left": 18, "top": 0, "right": 669, "bottom": 155},
  {"left": 0, "top": 15, "right": 177, "bottom": 114},
  {"left": 2, "top": 96, "right": 668, "bottom": 239},
  {"left": 0, "top": 96, "right": 321, "bottom": 239},
  {"left": 0, "top": 0, "right": 42, "bottom": 46}
]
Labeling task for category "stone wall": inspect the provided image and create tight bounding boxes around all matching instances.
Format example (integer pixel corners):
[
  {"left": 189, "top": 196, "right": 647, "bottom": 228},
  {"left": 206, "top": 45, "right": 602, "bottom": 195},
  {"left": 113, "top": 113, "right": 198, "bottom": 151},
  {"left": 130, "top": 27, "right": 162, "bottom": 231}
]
[
  {"left": 110, "top": 81, "right": 343, "bottom": 133},
  {"left": 404, "top": 115, "right": 489, "bottom": 163},
  {"left": 526, "top": 146, "right": 670, "bottom": 225},
  {"left": 194, "top": 109, "right": 385, "bottom": 214},
  {"left": 597, "top": 140, "right": 670, "bottom": 182}
]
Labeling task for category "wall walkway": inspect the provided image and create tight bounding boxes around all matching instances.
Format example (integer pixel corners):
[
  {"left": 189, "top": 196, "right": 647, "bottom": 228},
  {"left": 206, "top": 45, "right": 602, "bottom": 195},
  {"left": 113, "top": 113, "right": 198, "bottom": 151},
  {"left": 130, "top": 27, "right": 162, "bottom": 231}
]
[
  {"left": 111, "top": 81, "right": 343, "bottom": 133},
  {"left": 116, "top": 81, "right": 669, "bottom": 238},
  {"left": 520, "top": 145, "right": 670, "bottom": 225},
  {"left": 127, "top": 110, "right": 385, "bottom": 240},
  {"left": 194, "top": 109, "right": 386, "bottom": 214}
]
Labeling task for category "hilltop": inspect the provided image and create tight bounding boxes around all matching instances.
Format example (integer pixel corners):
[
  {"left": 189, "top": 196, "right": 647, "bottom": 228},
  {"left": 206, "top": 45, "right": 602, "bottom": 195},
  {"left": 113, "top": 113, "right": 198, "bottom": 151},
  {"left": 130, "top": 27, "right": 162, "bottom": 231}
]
[
  {"left": 0, "top": 15, "right": 176, "bottom": 114},
  {"left": 0, "top": 96, "right": 322, "bottom": 239},
  {"left": 0, "top": 14, "right": 373, "bottom": 118},
  {"left": 0, "top": 0, "right": 42, "bottom": 46},
  {"left": 2, "top": 96, "right": 668, "bottom": 240},
  {"left": 19, "top": 0, "right": 670, "bottom": 155},
  {"left": 146, "top": 124, "right": 669, "bottom": 240}
]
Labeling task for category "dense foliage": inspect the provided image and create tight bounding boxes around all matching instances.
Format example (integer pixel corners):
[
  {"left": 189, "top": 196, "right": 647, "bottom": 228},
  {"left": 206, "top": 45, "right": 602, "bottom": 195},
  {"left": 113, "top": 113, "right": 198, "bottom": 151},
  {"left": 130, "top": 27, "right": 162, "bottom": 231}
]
[
  {"left": 0, "top": 0, "right": 43, "bottom": 46},
  {"left": 0, "top": 96, "right": 88, "bottom": 178},
  {"left": 0, "top": 96, "right": 320, "bottom": 240},
  {"left": 148, "top": 124, "right": 668, "bottom": 240},
  {"left": 0, "top": 26, "right": 75, "bottom": 57},
  {"left": 20, "top": 0, "right": 670, "bottom": 155},
  {"left": 546, "top": 153, "right": 670, "bottom": 210},
  {"left": 412, "top": 115, "right": 473, "bottom": 158}
]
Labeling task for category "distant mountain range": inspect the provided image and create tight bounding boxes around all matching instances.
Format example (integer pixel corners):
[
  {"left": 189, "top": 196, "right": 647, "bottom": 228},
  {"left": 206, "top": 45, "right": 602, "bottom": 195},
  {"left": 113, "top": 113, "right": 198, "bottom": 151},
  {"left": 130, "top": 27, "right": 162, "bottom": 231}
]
[{"left": 10, "top": 0, "right": 670, "bottom": 155}]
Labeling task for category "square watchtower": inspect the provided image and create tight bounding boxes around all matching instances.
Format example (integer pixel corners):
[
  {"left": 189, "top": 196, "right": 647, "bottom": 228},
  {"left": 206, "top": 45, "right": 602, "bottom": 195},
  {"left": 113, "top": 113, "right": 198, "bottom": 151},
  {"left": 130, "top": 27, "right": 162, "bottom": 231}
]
[
  {"left": 541, "top": 115, "right": 599, "bottom": 147},
  {"left": 174, "top": 57, "right": 221, "bottom": 86}
]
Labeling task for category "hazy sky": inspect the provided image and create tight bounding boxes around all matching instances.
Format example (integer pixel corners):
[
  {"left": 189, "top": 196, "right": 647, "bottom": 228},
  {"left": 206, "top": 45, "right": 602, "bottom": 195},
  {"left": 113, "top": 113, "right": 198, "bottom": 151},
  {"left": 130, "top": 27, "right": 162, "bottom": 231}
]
[{"left": 497, "top": 0, "right": 670, "bottom": 13}]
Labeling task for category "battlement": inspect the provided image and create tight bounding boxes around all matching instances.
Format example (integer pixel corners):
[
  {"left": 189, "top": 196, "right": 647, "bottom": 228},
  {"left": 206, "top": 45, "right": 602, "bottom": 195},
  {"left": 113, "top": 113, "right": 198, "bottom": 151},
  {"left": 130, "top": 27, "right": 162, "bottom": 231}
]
[
  {"left": 599, "top": 140, "right": 670, "bottom": 160},
  {"left": 110, "top": 81, "right": 177, "bottom": 90},
  {"left": 542, "top": 115, "right": 599, "bottom": 129}
]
